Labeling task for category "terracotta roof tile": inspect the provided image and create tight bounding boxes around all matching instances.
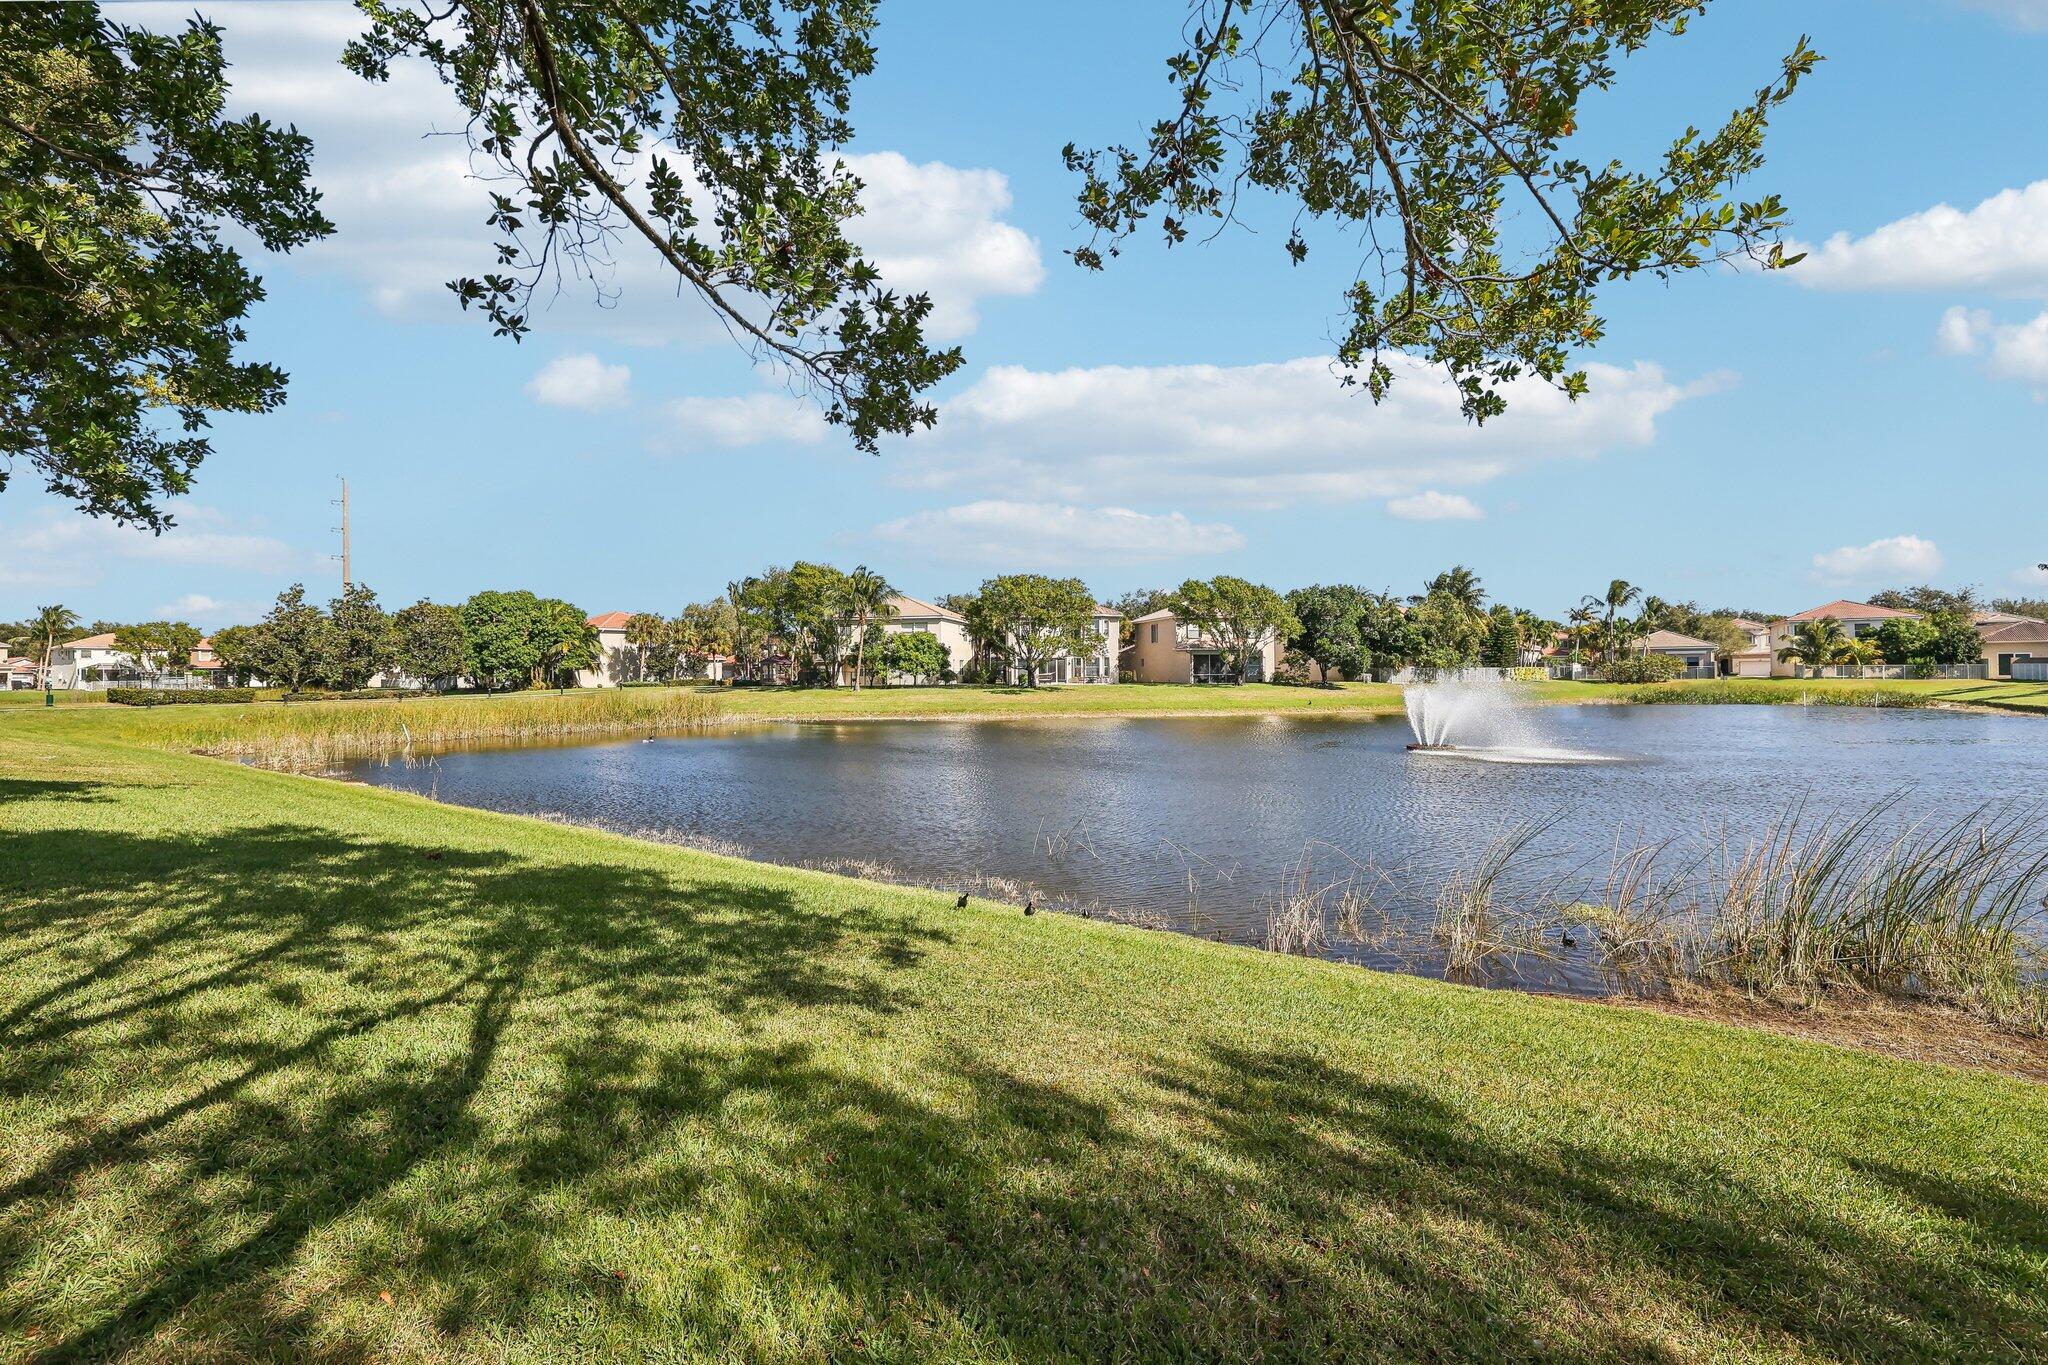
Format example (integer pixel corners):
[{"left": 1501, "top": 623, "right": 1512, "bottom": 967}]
[
  {"left": 1786, "top": 600, "right": 1918, "bottom": 622},
  {"left": 1640, "top": 629, "right": 1718, "bottom": 651}
]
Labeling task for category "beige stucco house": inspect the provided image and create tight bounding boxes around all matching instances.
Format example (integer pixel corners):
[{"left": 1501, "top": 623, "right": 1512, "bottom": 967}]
[
  {"left": 1001, "top": 603, "right": 1122, "bottom": 685},
  {"left": 1767, "top": 600, "right": 1919, "bottom": 676},
  {"left": 576, "top": 611, "right": 638, "bottom": 687},
  {"left": 1637, "top": 629, "right": 1718, "bottom": 675},
  {"left": 1124, "top": 608, "right": 1283, "bottom": 683},
  {"left": 839, "top": 594, "right": 977, "bottom": 684},
  {"left": 1722, "top": 618, "right": 1773, "bottom": 677},
  {"left": 1979, "top": 618, "right": 2048, "bottom": 678}
]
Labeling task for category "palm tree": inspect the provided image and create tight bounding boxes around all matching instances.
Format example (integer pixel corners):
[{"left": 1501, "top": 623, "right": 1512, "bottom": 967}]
[
  {"left": 1422, "top": 565, "right": 1486, "bottom": 615},
  {"left": 841, "top": 565, "right": 897, "bottom": 691},
  {"left": 1583, "top": 579, "right": 1642, "bottom": 666},
  {"left": 1777, "top": 616, "right": 1849, "bottom": 669},
  {"left": 30, "top": 604, "right": 79, "bottom": 685},
  {"left": 535, "top": 601, "right": 600, "bottom": 688},
  {"left": 1562, "top": 604, "right": 1596, "bottom": 662}
]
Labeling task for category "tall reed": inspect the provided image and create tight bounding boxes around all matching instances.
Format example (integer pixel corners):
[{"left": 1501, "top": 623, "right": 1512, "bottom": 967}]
[
  {"left": 138, "top": 688, "right": 724, "bottom": 767},
  {"left": 1619, "top": 681, "right": 1931, "bottom": 708},
  {"left": 1299, "top": 795, "right": 2048, "bottom": 1030}
]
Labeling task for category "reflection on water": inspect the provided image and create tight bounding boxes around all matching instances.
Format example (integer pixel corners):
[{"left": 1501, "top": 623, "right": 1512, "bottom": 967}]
[{"left": 347, "top": 704, "right": 2048, "bottom": 984}]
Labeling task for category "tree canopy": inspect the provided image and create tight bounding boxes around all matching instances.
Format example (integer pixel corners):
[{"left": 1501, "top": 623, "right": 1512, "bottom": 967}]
[
  {"left": 0, "top": 5, "right": 331, "bottom": 528},
  {"left": 4, "top": 2, "right": 1813, "bottom": 527},
  {"left": 1070, "top": 2, "right": 1815, "bottom": 420},
  {"left": 1171, "top": 576, "right": 1297, "bottom": 683},
  {"left": 975, "top": 575, "right": 1101, "bottom": 687}
]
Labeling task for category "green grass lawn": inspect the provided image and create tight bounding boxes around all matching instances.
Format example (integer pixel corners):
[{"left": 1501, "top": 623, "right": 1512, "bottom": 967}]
[
  {"left": 1601, "top": 676, "right": 2048, "bottom": 715},
  {"left": 693, "top": 676, "right": 2048, "bottom": 722},
  {"left": 708, "top": 679, "right": 1412, "bottom": 720},
  {"left": 0, "top": 689, "right": 102, "bottom": 706},
  {"left": 3, "top": 712, "right": 2047, "bottom": 1359}
]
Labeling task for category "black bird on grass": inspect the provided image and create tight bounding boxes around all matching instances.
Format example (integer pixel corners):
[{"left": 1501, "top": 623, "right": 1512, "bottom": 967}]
[
  {"left": 955, "top": 893, "right": 969, "bottom": 909},
  {"left": 1024, "top": 898, "right": 1036, "bottom": 916}
]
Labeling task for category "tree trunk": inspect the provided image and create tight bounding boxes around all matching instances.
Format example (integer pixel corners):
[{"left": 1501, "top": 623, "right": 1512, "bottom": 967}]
[{"left": 853, "top": 614, "right": 865, "bottom": 692}]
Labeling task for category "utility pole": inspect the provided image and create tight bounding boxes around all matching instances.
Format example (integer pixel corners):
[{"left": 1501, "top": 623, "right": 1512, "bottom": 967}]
[{"left": 332, "top": 477, "right": 351, "bottom": 587}]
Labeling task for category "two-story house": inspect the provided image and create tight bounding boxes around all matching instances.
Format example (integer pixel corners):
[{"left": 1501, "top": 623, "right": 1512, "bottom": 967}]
[
  {"left": 1000, "top": 603, "right": 1123, "bottom": 685},
  {"left": 1768, "top": 600, "right": 1920, "bottom": 677},
  {"left": 1123, "top": 608, "right": 1282, "bottom": 684}
]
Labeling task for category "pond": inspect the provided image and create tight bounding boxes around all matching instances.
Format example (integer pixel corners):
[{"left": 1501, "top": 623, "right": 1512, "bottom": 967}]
[{"left": 346, "top": 703, "right": 2048, "bottom": 987}]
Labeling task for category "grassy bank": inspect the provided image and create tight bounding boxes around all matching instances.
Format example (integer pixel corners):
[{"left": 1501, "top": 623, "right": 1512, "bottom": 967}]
[
  {"left": 700, "top": 676, "right": 2048, "bottom": 722},
  {"left": 4, "top": 713, "right": 2048, "bottom": 1359},
  {"left": 0, "top": 689, "right": 103, "bottom": 706},
  {"left": 711, "top": 679, "right": 1412, "bottom": 720},
  {"left": 11, "top": 687, "right": 721, "bottom": 766},
  {"left": 1602, "top": 676, "right": 2048, "bottom": 714}
]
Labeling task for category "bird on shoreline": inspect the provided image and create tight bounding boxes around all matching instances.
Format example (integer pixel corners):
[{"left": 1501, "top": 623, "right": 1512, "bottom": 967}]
[
  {"left": 955, "top": 893, "right": 969, "bottom": 909},
  {"left": 1024, "top": 898, "right": 1036, "bottom": 916}
]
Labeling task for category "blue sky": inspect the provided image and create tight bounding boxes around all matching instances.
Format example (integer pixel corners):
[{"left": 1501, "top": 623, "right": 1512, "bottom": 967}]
[{"left": 6, "top": 0, "right": 2048, "bottom": 629}]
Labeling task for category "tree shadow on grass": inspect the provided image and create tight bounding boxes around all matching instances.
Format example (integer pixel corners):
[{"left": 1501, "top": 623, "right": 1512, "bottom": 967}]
[
  {"left": 2, "top": 818, "right": 2044, "bottom": 1360},
  {"left": 0, "top": 778, "right": 112, "bottom": 805},
  {"left": 0, "top": 819, "right": 950, "bottom": 1358}
]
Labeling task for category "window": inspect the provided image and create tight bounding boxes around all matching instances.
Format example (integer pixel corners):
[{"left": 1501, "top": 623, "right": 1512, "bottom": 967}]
[{"left": 1149, "top": 623, "right": 1158, "bottom": 644}]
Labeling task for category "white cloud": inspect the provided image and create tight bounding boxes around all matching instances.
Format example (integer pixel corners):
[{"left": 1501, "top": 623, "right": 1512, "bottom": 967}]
[
  {"left": 2010, "top": 563, "right": 2048, "bottom": 588},
  {"left": 526, "top": 354, "right": 631, "bottom": 411},
  {"left": 871, "top": 501, "right": 1244, "bottom": 568},
  {"left": 1811, "top": 535, "right": 1945, "bottom": 583},
  {"left": 158, "top": 593, "right": 226, "bottom": 616},
  {"left": 1935, "top": 305, "right": 1989, "bottom": 355},
  {"left": 873, "top": 354, "right": 1709, "bottom": 510},
  {"left": 125, "top": 4, "right": 1040, "bottom": 345},
  {"left": 0, "top": 508, "right": 318, "bottom": 592},
  {"left": 665, "top": 393, "right": 830, "bottom": 449},
  {"left": 151, "top": 593, "right": 266, "bottom": 625},
  {"left": 1934, "top": 306, "right": 2048, "bottom": 397},
  {"left": 1788, "top": 181, "right": 2048, "bottom": 295},
  {"left": 1954, "top": 1, "right": 2048, "bottom": 30},
  {"left": 1386, "top": 491, "right": 1484, "bottom": 521},
  {"left": 844, "top": 152, "right": 1044, "bottom": 338}
]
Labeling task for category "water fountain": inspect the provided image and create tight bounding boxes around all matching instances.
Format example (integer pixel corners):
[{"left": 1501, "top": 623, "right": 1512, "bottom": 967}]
[{"left": 1403, "top": 673, "right": 1617, "bottom": 764}]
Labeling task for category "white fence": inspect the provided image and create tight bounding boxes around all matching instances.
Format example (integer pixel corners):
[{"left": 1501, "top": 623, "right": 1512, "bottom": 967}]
[
  {"left": 1791, "top": 663, "right": 1987, "bottom": 680},
  {"left": 2013, "top": 659, "right": 2048, "bottom": 683},
  {"left": 72, "top": 675, "right": 215, "bottom": 692}
]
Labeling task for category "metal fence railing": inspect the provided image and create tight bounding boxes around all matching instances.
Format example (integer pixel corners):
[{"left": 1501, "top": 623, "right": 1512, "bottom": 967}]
[{"left": 1792, "top": 663, "right": 1987, "bottom": 680}]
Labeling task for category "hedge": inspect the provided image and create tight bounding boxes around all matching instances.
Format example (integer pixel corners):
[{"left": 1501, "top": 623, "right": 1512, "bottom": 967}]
[
  {"left": 280, "top": 688, "right": 417, "bottom": 702},
  {"left": 1598, "top": 654, "right": 1685, "bottom": 684},
  {"left": 106, "top": 687, "right": 256, "bottom": 706}
]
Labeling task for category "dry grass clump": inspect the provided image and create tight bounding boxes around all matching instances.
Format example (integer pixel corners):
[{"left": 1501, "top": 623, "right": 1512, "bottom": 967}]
[
  {"left": 1281, "top": 797, "right": 2048, "bottom": 1032},
  {"left": 155, "top": 688, "right": 724, "bottom": 767}
]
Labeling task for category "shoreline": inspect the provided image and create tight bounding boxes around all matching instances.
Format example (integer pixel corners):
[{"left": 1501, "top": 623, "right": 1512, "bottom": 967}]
[{"left": 313, "top": 739, "right": 2048, "bottom": 1082}]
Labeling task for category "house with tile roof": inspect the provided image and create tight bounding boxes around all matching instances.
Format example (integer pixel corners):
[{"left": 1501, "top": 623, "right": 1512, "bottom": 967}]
[
  {"left": 999, "top": 603, "right": 1122, "bottom": 685},
  {"left": 1124, "top": 607, "right": 1281, "bottom": 684},
  {"left": 1636, "top": 629, "right": 1719, "bottom": 676},
  {"left": 1721, "top": 617, "right": 1775, "bottom": 677},
  {"left": 579, "top": 611, "right": 645, "bottom": 687},
  {"left": 834, "top": 594, "right": 979, "bottom": 685},
  {"left": 43, "top": 631, "right": 239, "bottom": 689},
  {"left": 1978, "top": 618, "right": 2048, "bottom": 679},
  {"left": 1767, "top": 600, "right": 1921, "bottom": 677}
]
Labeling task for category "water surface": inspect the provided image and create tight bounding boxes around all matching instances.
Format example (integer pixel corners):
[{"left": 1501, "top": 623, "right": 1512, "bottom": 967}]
[{"left": 348, "top": 703, "right": 2048, "bottom": 982}]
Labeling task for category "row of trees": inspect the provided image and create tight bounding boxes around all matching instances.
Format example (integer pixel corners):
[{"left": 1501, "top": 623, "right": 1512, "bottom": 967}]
[
  {"left": 1280, "top": 569, "right": 1561, "bottom": 681},
  {"left": 26, "top": 571, "right": 2032, "bottom": 694},
  {"left": 202, "top": 585, "right": 598, "bottom": 693}
]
